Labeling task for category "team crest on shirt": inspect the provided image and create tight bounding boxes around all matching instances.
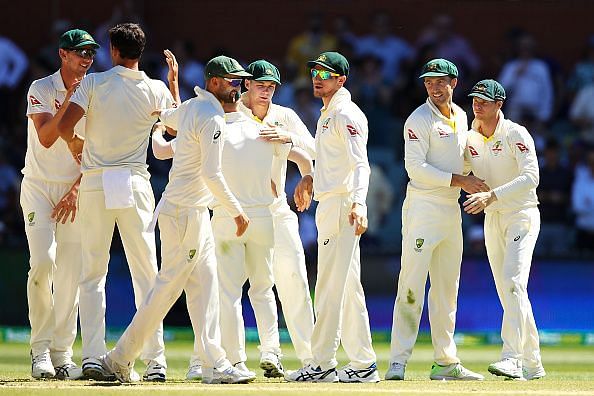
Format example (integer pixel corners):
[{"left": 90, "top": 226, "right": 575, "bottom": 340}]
[
  {"left": 491, "top": 140, "right": 503, "bottom": 156},
  {"left": 273, "top": 121, "right": 285, "bottom": 128},
  {"left": 437, "top": 127, "right": 449, "bottom": 138},
  {"left": 27, "top": 212, "right": 35, "bottom": 226},
  {"left": 468, "top": 145, "right": 479, "bottom": 157},
  {"left": 321, "top": 117, "right": 331, "bottom": 132},
  {"left": 414, "top": 238, "right": 424, "bottom": 252},
  {"left": 515, "top": 142, "right": 529, "bottom": 153},
  {"left": 346, "top": 124, "right": 359, "bottom": 137},
  {"left": 188, "top": 249, "right": 196, "bottom": 260},
  {"left": 407, "top": 129, "right": 419, "bottom": 141},
  {"left": 29, "top": 95, "right": 42, "bottom": 107}
]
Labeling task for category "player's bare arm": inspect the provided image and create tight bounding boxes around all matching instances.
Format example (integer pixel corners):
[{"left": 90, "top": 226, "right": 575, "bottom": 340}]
[
  {"left": 294, "top": 174, "right": 313, "bottom": 212},
  {"left": 51, "top": 174, "right": 82, "bottom": 224},
  {"left": 32, "top": 79, "right": 81, "bottom": 148},
  {"left": 259, "top": 123, "right": 293, "bottom": 144},
  {"left": 463, "top": 190, "right": 498, "bottom": 214},
  {"left": 57, "top": 102, "right": 85, "bottom": 163},
  {"left": 348, "top": 202, "right": 368, "bottom": 236},
  {"left": 450, "top": 173, "right": 490, "bottom": 194}
]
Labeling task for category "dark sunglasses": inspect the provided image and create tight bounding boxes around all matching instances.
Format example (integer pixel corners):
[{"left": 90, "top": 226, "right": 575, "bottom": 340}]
[{"left": 67, "top": 48, "right": 97, "bottom": 59}]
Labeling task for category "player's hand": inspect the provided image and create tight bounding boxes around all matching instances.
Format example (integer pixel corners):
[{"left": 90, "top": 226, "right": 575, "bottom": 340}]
[
  {"left": 348, "top": 203, "right": 368, "bottom": 236},
  {"left": 234, "top": 213, "right": 250, "bottom": 237},
  {"left": 66, "top": 134, "right": 84, "bottom": 164},
  {"left": 259, "top": 123, "right": 293, "bottom": 144},
  {"left": 65, "top": 78, "right": 81, "bottom": 101},
  {"left": 152, "top": 122, "right": 166, "bottom": 136},
  {"left": 164, "top": 49, "right": 178, "bottom": 84},
  {"left": 294, "top": 175, "right": 313, "bottom": 212},
  {"left": 463, "top": 191, "right": 497, "bottom": 214},
  {"left": 453, "top": 174, "right": 490, "bottom": 194},
  {"left": 51, "top": 184, "right": 79, "bottom": 224}
]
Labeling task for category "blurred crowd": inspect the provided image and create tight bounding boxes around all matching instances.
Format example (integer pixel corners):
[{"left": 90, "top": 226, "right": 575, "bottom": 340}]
[{"left": 1, "top": 11, "right": 594, "bottom": 259}]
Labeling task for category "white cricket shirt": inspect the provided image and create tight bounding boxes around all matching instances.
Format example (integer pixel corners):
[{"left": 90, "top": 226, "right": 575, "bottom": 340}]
[
  {"left": 211, "top": 111, "right": 289, "bottom": 215},
  {"left": 70, "top": 65, "right": 173, "bottom": 176},
  {"left": 23, "top": 70, "right": 84, "bottom": 183},
  {"left": 160, "top": 87, "right": 242, "bottom": 217},
  {"left": 313, "top": 87, "right": 370, "bottom": 205},
  {"left": 465, "top": 111, "right": 539, "bottom": 213},
  {"left": 404, "top": 98, "right": 468, "bottom": 201},
  {"left": 238, "top": 96, "right": 315, "bottom": 203}
]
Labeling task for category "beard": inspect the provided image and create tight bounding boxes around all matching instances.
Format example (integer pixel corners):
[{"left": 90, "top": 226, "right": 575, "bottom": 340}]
[{"left": 218, "top": 89, "right": 240, "bottom": 104}]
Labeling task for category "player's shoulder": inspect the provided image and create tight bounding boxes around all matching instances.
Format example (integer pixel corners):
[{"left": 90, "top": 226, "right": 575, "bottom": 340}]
[
  {"left": 502, "top": 117, "right": 530, "bottom": 138},
  {"left": 336, "top": 101, "right": 366, "bottom": 124},
  {"left": 406, "top": 103, "right": 431, "bottom": 124}
]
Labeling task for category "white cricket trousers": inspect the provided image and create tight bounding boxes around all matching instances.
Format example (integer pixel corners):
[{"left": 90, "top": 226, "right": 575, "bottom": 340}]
[
  {"left": 20, "top": 177, "right": 81, "bottom": 365},
  {"left": 484, "top": 207, "right": 542, "bottom": 368},
  {"left": 213, "top": 207, "right": 279, "bottom": 364},
  {"left": 77, "top": 171, "right": 165, "bottom": 365},
  {"left": 311, "top": 194, "right": 376, "bottom": 370},
  {"left": 189, "top": 200, "right": 314, "bottom": 366},
  {"left": 270, "top": 200, "right": 314, "bottom": 365},
  {"left": 110, "top": 200, "right": 231, "bottom": 371},
  {"left": 390, "top": 194, "right": 462, "bottom": 366}
]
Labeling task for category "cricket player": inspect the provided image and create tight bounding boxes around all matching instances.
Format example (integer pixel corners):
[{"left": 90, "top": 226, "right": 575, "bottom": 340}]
[
  {"left": 239, "top": 60, "right": 315, "bottom": 375},
  {"left": 463, "top": 79, "right": 546, "bottom": 381},
  {"left": 101, "top": 56, "right": 256, "bottom": 384},
  {"left": 287, "top": 51, "right": 379, "bottom": 383},
  {"left": 21, "top": 29, "right": 98, "bottom": 380},
  {"left": 57, "top": 23, "right": 173, "bottom": 382},
  {"left": 386, "top": 59, "right": 486, "bottom": 381}
]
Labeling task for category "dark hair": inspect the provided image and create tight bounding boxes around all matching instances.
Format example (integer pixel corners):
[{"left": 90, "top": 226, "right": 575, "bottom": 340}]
[{"left": 108, "top": 23, "right": 145, "bottom": 60}]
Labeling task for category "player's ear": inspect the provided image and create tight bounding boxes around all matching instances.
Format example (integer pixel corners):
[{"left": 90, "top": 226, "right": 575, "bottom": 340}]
[
  {"left": 337, "top": 75, "right": 347, "bottom": 88},
  {"left": 450, "top": 77, "right": 458, "bottom": 89},
  {"left": 244, "top": 79, "right": 251, "bottom": 90}
]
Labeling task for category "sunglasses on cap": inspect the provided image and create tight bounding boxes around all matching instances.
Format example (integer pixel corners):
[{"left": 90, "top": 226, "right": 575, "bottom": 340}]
[
  {"left": 223, "top": 77, "right": 243, "bottom": 87},
  {"left": 66, "top": 48, "right": 97, "bottom": 59},
  {"left": 310, "top": 69, "right": 340, "bottom": 80}
]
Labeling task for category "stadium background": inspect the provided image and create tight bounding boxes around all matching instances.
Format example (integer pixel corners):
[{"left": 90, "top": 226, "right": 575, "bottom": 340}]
[{"left": 1, "top": 0, "right": 593, "bottom": 345}]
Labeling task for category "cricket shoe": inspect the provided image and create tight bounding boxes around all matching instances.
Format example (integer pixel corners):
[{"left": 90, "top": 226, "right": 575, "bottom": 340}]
[
  {"left": 82, "top": 357, "right": 116, "bottom": 381},
  {"left": 102, "top": 353, "right": 140, "bottom": 383},
  {"left": 284, "top": 364, "right": 338, "bottom": 383},
  {"left": 31, "top": 351, "right": 55, "bottom": 379},
  {"left": 385, "top": 361, "right": 406, "bottom": 380},
  {"left": 203, "top": 365, "right": 255, "bottom": 384},
  {"left": 260, "top": 352, "right": 284, "bottom": 378},
  {"left": 429, "top": 362, "right": 484, "bottom": 381},
  {"left": 488, "top": 358, "right": 522, "bottom": 379},
  {"left": 523, "top": 365, "right": 546, "bottom": 380},
  {"left": 54, "top": 362, "right": 84, "bottom": 380},
  {"left": 143, "top": 360, "right": 166, "bottom": 382},
  {"left": 233, "top": 362, "right": 256, "bottom": 378},
  {"left": 186, "top": 361, "right": 203, "bottom": 380},
  {"left": 338, "top": 363, "right": 380, "bottom": 383}
]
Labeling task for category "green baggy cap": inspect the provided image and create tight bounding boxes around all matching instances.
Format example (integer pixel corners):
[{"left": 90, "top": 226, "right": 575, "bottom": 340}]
[
  {"left": 59, "top": 29, "right": 99, "bottom": 49},
  {"left": 419, "top": 58, "right": 458, "bottom": 78},
  {"left": 307, "top": 51, "right": 349, "bottom": 77},
  {"left": 468, "top": 79, "right": 506, "bottom": 101},
  {"left": 246, "top": 60, "right": 281, "bottom": 85},
  {"left": 204, "top": 55, "right": 252, "bottom": 79}
]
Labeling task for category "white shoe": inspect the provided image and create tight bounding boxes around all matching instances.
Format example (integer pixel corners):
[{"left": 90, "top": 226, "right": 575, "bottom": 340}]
[
  {"left": 337, "top": 363, "right": 380, "bottom": 383},
  {"left": 284, "top": 364, "right": 338, "bottom": 383},
  {"left": 102, "top": 353, "right": 140, "bottom": 383},
  {"left": 186, "top": 361, "right": 203, "bottom": 380},
  {"left": 203, "top": 365, "right": 255, "bottom": 384},
  {"left": 488, "top": 358, "right": 522, "bottom": 379},
  {"left": 54, "top": 362, "right": 83, "bottom": 380},
  {"left": 31, "top": 351, "right": 55, "bottom": 379},
  {"left": 385, "top": 361, "right": 406, "bottom": 380},
  {"left": 143, "top": 360, "right": 166, "bottom": 382},
  {"left": 82, "top": 357, "right": 116, "bottom": 381},
  {"left": 259, "top": 352, "right": 284, "bottom": 378},
  {"left": 523, "top": 365, "right": 546, "bottom": 380},
  {"left": 233, "top": 362, "right": 256, "bottom": 377},
  {"left": 430, "top": 362, "right": 484, "bottom": 381}
]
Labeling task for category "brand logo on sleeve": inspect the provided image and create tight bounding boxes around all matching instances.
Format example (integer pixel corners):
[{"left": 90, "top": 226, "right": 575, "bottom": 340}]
[
  {"left": 29, "top": 95, "right": 42, "bottom": 106},
  {"left": 323, "top": 238, "right": 330, "bottom": 245},
  {"left": 407, "top": 129, "right": 419, "bottom": 141},
  {"left": 213, "top": 131, "right": 221, "bottom": 141},
  {"left": 515, "top": 142, "right": 529, "bottom": 153},
  {"left": 513, "top": 235, "right": 521, "bottom": 242},
  {"left": 468, "top": 145, "right": 479, "bottom": 157},
  {"left": 27, "top": 212, "right": 35, "bottom": 226},
  {"left": 54, "top": 99, "right": 61, "bottom": 110},
  {"left": 346, "top": 124, "right": 359, "bottom": 137}
]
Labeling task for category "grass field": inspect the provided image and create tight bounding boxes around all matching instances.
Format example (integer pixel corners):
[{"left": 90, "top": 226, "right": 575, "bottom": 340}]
[{"left": 1, "top": 340, "right": 593, "bottom": 395}]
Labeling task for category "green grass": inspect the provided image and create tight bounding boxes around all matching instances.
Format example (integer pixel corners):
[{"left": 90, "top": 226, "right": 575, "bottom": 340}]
[{"left": 1, "top": 339, "right": 594, "bottom": 395}]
